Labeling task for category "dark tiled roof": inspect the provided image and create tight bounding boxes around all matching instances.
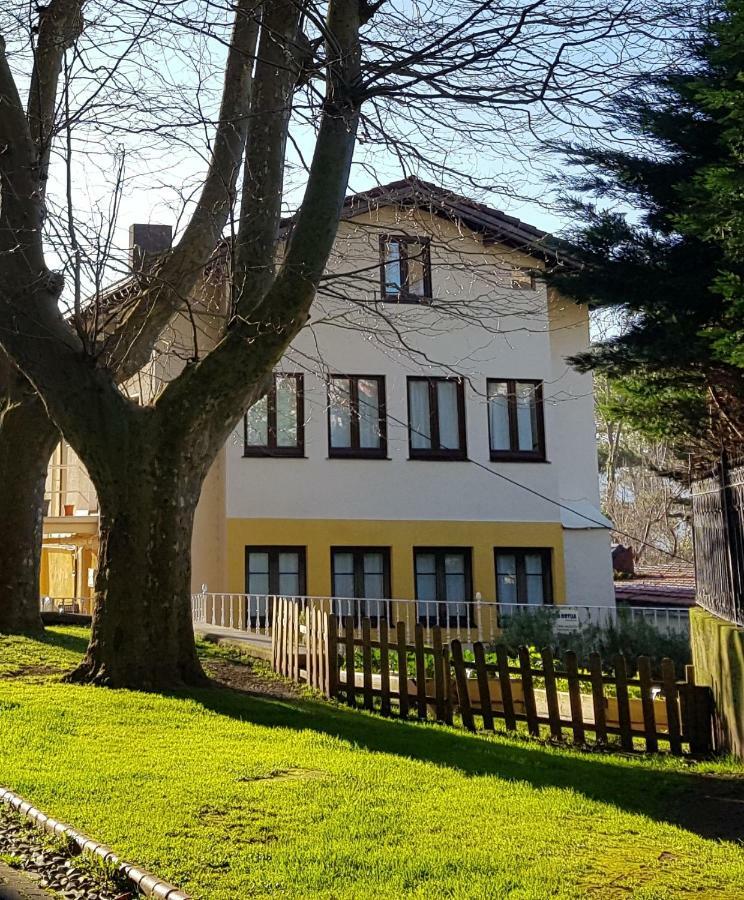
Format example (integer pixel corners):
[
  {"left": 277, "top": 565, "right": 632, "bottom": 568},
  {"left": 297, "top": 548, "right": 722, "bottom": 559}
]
[
  {"left": 335, "top": 176, "right": 574, "bottom": 264},
  {"left": 614, "top": 564, "right": 696, "bottom": 608}
]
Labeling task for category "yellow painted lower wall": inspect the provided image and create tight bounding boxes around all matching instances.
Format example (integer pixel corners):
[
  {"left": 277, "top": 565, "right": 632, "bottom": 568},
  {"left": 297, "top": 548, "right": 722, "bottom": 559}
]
[
  {"left": 40, "top": 548, "right": 76, "bottom": 598},
  {"left": 225, "top": 518, "right": 566, "bottom": 604}
]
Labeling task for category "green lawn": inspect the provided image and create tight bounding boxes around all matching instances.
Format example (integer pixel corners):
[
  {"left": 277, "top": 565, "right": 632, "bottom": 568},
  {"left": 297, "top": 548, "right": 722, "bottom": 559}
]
[{"left": 1, "top": 628, "right": 744, "bottom": 899}]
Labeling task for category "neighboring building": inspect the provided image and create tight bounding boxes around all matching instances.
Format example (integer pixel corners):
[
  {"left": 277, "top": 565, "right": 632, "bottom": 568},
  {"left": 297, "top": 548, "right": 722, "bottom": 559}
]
[
  {"left": 614, "top": 564, "right": 696, "bottom": 610},
  {"left": 41, "top": 178, "right": 614, "bottom": 618}
]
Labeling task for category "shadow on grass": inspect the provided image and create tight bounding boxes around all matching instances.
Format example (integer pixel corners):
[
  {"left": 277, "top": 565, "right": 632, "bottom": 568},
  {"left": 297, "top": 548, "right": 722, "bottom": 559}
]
[
  {"left": 40, "top": 628, "right": 90, "bottom": 656},
  {"left": 188, "top": 680, "right": 744, "bottom": 845}
]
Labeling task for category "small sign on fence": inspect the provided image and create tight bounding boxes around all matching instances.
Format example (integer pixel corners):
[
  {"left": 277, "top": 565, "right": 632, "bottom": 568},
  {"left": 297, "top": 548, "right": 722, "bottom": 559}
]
[{"left": 270, "top": 599, "right": 713, "bottom": 757}]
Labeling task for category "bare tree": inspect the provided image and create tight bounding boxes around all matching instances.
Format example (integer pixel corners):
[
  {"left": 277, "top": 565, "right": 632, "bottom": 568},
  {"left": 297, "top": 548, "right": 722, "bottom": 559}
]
[
  {"left": 596, "top": 376, "right": 692, "bottom": 564},
  {"left": 0, "top": 0, "right": 698, "bottom": 686}
]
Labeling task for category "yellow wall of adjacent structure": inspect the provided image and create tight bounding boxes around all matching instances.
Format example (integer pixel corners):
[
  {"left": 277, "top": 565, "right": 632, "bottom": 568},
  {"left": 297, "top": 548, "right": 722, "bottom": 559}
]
[
  {"left": 224, "top": 517, "right": 566, "bottom": 604},
  {"left": 40, "top": 548, "right": 76, "bottom": 598}
]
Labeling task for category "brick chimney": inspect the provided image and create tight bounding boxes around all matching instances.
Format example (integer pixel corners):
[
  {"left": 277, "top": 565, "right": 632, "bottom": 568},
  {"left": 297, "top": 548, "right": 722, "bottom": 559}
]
[{"left": 129, "top": 223, "right": 172, "bottom": 272}]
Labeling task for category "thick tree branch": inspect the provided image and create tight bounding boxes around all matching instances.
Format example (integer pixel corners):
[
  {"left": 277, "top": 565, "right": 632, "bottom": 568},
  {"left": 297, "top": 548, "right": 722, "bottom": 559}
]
[
  {"left": 27, "top": 0, "right": 85, "bottom": 200},
  {"left": 102, "top": 0, "right": 261, "bottom": 381},
  {"left": 157, "top": 0, "right": 362, "bottom": 444},
  {"left": 234, "top": 0, "right": 303, "bottom": 311}
]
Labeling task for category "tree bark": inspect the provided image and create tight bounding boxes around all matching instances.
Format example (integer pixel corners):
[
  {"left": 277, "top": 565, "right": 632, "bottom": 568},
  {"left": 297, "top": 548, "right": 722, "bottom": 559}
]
[
  {"left": 0, "top": 392, "right": 58, "bottom": 633},
  {"left": 65, "top": 416, "right": 208, "bottom": 689}
]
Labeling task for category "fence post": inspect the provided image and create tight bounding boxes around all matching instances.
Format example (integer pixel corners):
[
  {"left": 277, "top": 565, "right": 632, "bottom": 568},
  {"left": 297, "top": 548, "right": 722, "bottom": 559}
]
[
  {"left": 680, "top": 664, "right": 714, "bottom": 756},
  {"left": 588, "top": 651, "right": 607, "bottom": 744},
  {"left": 613, "top": 654, "right": 633, "bottom": 751},
  {"left": 518, "top": 646, "right": 539, "bottom": 737},
  {"left": 661, "top": 657, "right": 682, "bottom": 756},
  {"left": 380, "top": 619, "right": 391, "bottom": 717},
  {"left": 432, "top": 627, "right": 446, "bottom": 723},
  {"left": 344, "top": 615, "right": 356, "bottom": 707},
  {"left": 637, "top": 656, "right": 658, "bottom": 753},
  {"left": 541, "top": 647, "right": 562, "bottom": 741},
  {"left": 362, "top": 618, "right": 373, "bottom": 710},
  {"left": 327, "top": 614, "right": 338, "bottom": 699},
  {"left": 443, "top": 646, "right": 453, "bottom": 726},
  {"left": 396, "top": 621, "right": 409, "bottom": 719},
  {"left": 451, "top": 639, "right": 474, "bottom": 731},
  {"left": 473, "top": 642, "right": 494, "bottom": 731},
  {"left": 414, "top": 624, "right": 427, "bottom": 720},
  {"left": 564, "top": 650, "right": 585, "bottom": 745}
]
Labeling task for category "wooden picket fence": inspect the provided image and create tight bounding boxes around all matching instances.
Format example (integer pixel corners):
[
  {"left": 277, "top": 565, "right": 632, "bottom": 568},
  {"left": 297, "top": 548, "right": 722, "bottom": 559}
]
[{"left": 270, "top": 601, "right": 714, "bottom": 756}]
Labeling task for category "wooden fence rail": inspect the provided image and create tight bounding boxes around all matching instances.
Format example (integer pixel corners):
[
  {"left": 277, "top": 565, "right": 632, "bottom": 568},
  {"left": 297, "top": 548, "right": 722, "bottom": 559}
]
[{"left": 270, "top": 605, "right": 713, "bottom": 756}]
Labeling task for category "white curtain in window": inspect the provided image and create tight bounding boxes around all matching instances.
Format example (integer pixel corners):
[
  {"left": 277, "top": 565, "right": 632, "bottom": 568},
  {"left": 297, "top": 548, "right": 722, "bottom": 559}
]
[
  {"left": 444, "top": 552, "right": 466, "bottom": 619},
  {"left": 415, "top": 553, "right": 437, "bottom": 619},
  {"left": 278, "top": 552, "right": 300, "bottom": 596},
  {"left": 246, "top": 395, "right": 268, "bottom": 446},
  {"left": 407, "top": 242, "right": 426, "bottom": 295},
  {"left": 358, "top": 379, "right": 380, "bottom": 448},
  {"left": 275, "top": 377, "right": 298, "bottom": 447},
  {"left": 516, "top": 382, "right": 538, "bottom": 452},
  {"left": 496, "top": 553, "right": 518, "bottom": 605},
  {"left": 524, "top": 553, "right": 545, "bottom": 604},
  {"left": 363, "top": 552, "right": 385, "bottom": 619},
  {"left": 488, "top": 382, "right": 510, "bottom": 451},
  {"left": 330, "top": 379, "right": 352, "bottom": 447},
  {"left": 247, "top": 552, "right": 269, "bottom": 595},
  {"left": 332, "top": 551, "right": 355, "bottom": 600},
  {"left": 384, "top": 240, "right": 402, "bottom": 294},
  {"left": 409, "top": 381, "right": 431, "bottom": 449},
  {"left": 437, "top": 381, "right": 459, "bottom": 449}
]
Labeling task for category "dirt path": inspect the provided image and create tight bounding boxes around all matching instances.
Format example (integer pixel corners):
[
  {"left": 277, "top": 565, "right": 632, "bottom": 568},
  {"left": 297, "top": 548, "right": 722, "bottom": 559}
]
[
  {"left": 0, "top": 862, "right": 55, "bottom": 900},
  {"left": 202, "top": 656, "right": 306, "bottom": 701}
]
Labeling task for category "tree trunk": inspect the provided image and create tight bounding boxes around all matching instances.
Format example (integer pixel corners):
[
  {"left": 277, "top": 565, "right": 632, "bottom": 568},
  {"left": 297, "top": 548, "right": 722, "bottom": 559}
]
[
  {"left": 66, "top": 424, "right": 208, "bottom": 689},
  {"left": 0, "top": 393, "right": 58, "bottom": 634}
]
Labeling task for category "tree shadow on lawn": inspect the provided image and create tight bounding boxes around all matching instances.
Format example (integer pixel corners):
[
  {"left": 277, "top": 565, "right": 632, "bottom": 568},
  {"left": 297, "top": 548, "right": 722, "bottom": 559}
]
[
  {"left": 188, "top": 682, "right": 744, "bottom": 846},
  {"left": 42, "top": 629, "right": 90, "bottom": 656}
]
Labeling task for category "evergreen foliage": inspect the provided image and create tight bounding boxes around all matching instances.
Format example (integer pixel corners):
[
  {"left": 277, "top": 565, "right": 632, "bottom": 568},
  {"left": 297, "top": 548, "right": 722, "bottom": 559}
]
[{"left": 550, "top": 1, "right": 744, "bottom": 457}]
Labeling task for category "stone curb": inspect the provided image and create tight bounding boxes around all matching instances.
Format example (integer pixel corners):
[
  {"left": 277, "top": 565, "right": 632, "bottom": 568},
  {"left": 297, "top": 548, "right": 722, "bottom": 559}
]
[{"left": 0, "top": 789, "right": 190, "bottom": 900}]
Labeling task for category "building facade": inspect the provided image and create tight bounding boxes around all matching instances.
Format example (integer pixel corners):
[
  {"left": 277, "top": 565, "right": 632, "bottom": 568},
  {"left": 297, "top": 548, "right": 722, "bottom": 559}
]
[{"left": 41, "top": 179, "right": 614, "bottom": 618}]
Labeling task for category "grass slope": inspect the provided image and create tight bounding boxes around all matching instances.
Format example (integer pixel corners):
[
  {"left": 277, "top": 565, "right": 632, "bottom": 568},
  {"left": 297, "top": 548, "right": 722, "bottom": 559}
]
[{"left": 1, "top": 627, "right": 743, "bottom": 899}]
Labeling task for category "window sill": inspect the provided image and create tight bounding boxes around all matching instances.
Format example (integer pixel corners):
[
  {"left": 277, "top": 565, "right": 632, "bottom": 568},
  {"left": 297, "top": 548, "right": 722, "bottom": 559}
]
[
  {"left": 328, "top": 452, "right": 390, "bottom": 461},
  {"left": 489, "top": 454, "right": 549, "bottom": 464},
  {"left": 408, "top": 453, "right": 468, "bottom": 462},
  {"left": 380, "top": 294, "right": 433, "bottom": 305},
  {"left": 243, "top": 451, "right": 306, "bottom": 459}
]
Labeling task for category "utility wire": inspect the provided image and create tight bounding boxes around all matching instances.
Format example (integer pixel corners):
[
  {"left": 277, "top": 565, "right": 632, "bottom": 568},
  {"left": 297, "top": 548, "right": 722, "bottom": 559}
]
[{"left": 277, "top": 359, "right": 694, "bottom": 566}]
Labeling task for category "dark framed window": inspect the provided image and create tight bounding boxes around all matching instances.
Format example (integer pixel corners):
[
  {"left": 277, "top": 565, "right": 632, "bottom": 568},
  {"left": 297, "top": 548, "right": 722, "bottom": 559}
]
[
  {"left": 244, "top": 373, "right": 304, "bottom": 457},
  {"left": 487, "top": 379, "right": 545, "bottom": 461},
  {"left": 245, "top": 546, "right": 306, "bottom": 626},
  {"left": 328, "top": 375, "right": 387, "bottom": 458},
  {"left": 407, "top": 377, "right": 466, "bottom": 460},
  {"left": 331, "top": 547, "right": 391, "bottom": 624},
  {"left": 494, "top": 548, "right": 553, "bottom": 606},
  {"left": 414, "top": 548, "right": 473, "bottom": 626},
  {"left": 380, "top": 235, "right": 432, "bottom": 302}
]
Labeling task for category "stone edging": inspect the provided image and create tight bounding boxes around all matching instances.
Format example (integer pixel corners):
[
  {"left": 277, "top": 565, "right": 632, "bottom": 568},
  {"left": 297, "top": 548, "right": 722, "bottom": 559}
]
[{"left": 0, "top": 788, "right": 190, "bottom": 900}]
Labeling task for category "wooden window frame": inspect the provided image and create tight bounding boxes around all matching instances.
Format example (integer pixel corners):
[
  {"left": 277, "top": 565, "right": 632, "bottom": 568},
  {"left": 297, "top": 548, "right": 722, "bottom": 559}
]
[
  {"left": 494, "top": 547, "right": 553, "bottom": 606},
  {"left": 487, "top": 378, "right": 546, "bottom": 462},
  {"left": 327, "top": 375, "right": 388, "bottom": 459},
  {"left": 407, "top": 376, "right": 467, "bottom": 460},
  {"left": 243, "top": 373, "right": 304, "bottom": 458},
  {"left": 330, "top": 546, "right": 392, "bottom": 624},
  {"left": 379, "top": 234, "right": 433, "bottom": 303},
  {"left": 245, "top": 545, "right": 307, "bottom": 596},
  {"left": 244, "top": 545, "right": 307, "bottom": 627},
  {"left": 413, "top": 547, "right": 474, "bottom": 627}
]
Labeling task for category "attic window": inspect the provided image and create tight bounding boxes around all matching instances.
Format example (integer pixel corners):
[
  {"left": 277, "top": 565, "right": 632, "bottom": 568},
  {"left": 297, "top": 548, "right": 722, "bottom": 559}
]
[
  {"left": 380, "top": 236, "right": 432, "bottom": 302},
  {"left": 510, "top": 268, "right": 535, "bottom": 290}
]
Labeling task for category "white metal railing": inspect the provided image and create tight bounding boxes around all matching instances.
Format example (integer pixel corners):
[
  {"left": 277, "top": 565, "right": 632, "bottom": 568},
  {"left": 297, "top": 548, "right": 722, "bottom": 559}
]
[
  {"left": 191, "top": 592, "right": 690, "bottom": 643},
  {"left": 39, "top": 596, "right": 92, "bottom": 614}
]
